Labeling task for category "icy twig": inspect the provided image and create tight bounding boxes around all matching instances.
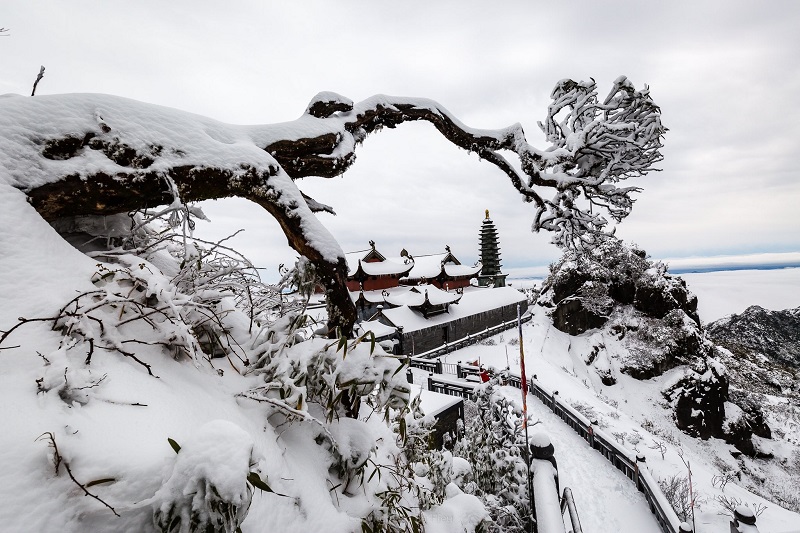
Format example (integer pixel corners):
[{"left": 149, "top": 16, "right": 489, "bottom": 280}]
[{"left": 36, "top": 432, "right": 120, "bottom": 517}]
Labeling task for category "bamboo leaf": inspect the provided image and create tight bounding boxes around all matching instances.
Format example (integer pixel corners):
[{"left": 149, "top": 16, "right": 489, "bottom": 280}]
[
  {"left": 247, "top": 471, "right": 274, "bottom": 493},
  {"left": 85, "top": 477, "right": 116, "bottom": 488},
  {"left": 167, "top": 437, "right": 181, "bottom": 454}
]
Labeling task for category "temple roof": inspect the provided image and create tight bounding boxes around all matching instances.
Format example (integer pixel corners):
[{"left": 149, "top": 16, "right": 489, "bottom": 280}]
[
  {"left": 373, "top": 286, "right": 527, "bottom": 333},
  {"left": 384, "top": 285, "right": 461, "bottom": 307},
  {"left": 352, "top": 284, "right": 461, "bottom": 307},
  {"left": 400, "top": 250, "right": 481, "bottom": 281},
  {"left": 345, "top": 248, "right": 413, "bottom": 278},
  {"left": 443, "top": 263, "right": 483, "bottom": 278}
]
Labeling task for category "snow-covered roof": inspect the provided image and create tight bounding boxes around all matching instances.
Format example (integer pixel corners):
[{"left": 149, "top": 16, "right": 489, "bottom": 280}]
[
  {"left": 358, "top": 319, "right": 397, "bottom": 339},
  {"left": 352, "top": 284, "right": 462, "bottom": 309},
  {"left": 400, "top": 250, "right": 481, "bottom": 281},
  {"left": 345, "top": 249, "right": 412, "bottom": 277},
  {"left": 380, "top": 286, "right": 527, "bottom": 333},
  {"left": 405, "top": 253, "right": 449, "bottom": 279},
  {"left": 444, "top": 263, "right": 482, "bottom": 278},
  {"left": 409, "top": 383, "right": 463, "bottom": 417},
  {"left": 384, "top": 285, "right": 461, "bottom": 307}
]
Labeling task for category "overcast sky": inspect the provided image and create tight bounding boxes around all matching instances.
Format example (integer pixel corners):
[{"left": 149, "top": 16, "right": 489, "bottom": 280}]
[{"left": 3, "top": 1, "right": 799, "bottom": 281}]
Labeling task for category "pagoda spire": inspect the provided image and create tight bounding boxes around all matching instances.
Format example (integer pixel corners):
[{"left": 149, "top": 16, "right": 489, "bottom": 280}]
[{"left": 478, "top": 210, "right": 507, "bottom": 287}]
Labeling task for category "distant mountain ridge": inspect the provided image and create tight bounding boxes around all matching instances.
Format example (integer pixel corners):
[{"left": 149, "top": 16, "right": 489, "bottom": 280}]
[{"left": 707, "top": 305, "right": 800, "bottom": 398}]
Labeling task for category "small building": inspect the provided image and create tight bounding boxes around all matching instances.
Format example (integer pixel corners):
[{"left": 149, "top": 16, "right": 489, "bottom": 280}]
[{"left": 412, "top": 383, "right": 464, "bottom": 450}]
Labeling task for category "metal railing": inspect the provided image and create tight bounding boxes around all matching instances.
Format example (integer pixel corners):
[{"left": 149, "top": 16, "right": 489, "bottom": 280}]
[
  {"left": 560, "top": 487, "right": 583, "bottom": 533},
  {"left": 414, "top": 348, "right": 761, "bottom": 532},
  {"left": 426, "top": 374, "right": 477, "bottom": 399}
]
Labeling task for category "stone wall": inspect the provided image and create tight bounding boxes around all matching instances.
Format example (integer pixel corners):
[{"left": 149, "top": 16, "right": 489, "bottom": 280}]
[{"left": 402, "top": 301, "right": 527, "bottom": 355}]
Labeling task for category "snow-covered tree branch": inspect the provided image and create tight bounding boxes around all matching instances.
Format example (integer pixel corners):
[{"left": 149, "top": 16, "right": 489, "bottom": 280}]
[{"left": 0, "top": 77, "right": 664, "bottom": 334}]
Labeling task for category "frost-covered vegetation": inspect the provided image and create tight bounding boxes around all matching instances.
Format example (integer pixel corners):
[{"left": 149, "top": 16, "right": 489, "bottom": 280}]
[
  {"left": 0, "top": 79, "right": 668, "bottom": 530},
  {"left": 0, "top": 197, "right": 499, "bottom": 532},
  {"left": 454, "top": 380, "right": 533, "bottom": 533}
]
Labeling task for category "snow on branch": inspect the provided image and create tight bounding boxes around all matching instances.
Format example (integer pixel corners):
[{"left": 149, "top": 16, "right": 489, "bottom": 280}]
[
  {"left": 255, "top": 77, "right": 665, "bottom": 249},
  {"left": 0, "top": 77, "right": 664, "bottom": 333}
]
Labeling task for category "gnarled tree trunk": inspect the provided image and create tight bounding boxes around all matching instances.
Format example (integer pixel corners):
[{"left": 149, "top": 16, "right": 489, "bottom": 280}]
[{"left": 2, "top": 79, "right": 664, "bottom": 336}]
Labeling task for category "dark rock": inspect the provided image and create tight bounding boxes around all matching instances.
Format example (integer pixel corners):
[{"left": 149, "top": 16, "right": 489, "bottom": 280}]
[
  {"left": 609, "top": 279, "right": 636, "bottom": 305},
  {"left": 551, "top": 297, "right": 607, "bottom": 335},
  {"left": 664, "top": 360, "right": 728, "bottom": 441}
]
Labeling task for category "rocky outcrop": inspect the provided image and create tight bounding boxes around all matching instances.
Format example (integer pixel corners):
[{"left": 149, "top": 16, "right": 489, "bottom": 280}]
[
  {"left": 708, "top": 305, "right": 800, "bottom": 366},
  {"left": 539, "top": 239, "right": 707, "bottom": 379},
  {"left": 549, "top": 297, "right": 608, "bottom": 336},
  {"left": 663, "top": 359, "right": 728, "bottom": 440},
  {"left": 661, "top": 355, "right": 775, "bottom": 456},
  {"left": 540, "top": 240, "right": 776, "bottom": 456},
  {"left": 708, "top": 305, "right": 800, "bottom": 398},
  {"left": 540, "top": 239, "right": 700, "bottom": 336}
]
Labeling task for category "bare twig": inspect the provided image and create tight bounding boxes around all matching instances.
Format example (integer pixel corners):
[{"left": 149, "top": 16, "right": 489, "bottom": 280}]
[
  {"left": 1, "top": 316, "right": 59, "bottom": 345},
  {"left": 31, "top": 65, "right": 45, "bottom": 96},
  {"left": 36, "top": 432, "right": 120, "bottom": 517}
]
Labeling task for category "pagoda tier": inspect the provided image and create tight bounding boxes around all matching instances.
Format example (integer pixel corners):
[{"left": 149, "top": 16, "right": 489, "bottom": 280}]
[{"left": 478, "top": 210, "right": 507, "bottom": 287}]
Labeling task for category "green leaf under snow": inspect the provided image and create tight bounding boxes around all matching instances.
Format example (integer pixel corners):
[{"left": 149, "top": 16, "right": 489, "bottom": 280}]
[
  {"left": 247, "top": 471, "right": 274, "bottom": 493},
  {"left": 85, "top": 477, "right": 116, "bottom": 488},
  {"left": 167, "top": 437, "right": 181, "bottom": 454}
]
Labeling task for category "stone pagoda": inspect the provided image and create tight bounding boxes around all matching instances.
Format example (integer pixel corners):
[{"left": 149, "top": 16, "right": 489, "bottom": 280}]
[{"left": 477, "top": 210, "right": 507, "bottom": 287}]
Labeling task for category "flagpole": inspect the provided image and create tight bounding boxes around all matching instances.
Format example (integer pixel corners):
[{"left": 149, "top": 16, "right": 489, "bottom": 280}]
[{"left": 518, "top": 304, "right": 534, "bottom": 528}]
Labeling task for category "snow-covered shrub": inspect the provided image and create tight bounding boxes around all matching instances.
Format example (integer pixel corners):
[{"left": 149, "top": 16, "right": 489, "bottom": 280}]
[
  {"left": 151, "top": 420, "right": 259, "bottom": 533},
  {"left": 454, "top": 381, "right": 530, "bottom": 532},
  {"left": 395, "top": 396, "right": 453, "bottom": 512},
  {"left": 657, "top": 474, "right": 692, "bottom": 523},
  {"left": 8, "top": 200, "right": 420, "bottom": 531}
]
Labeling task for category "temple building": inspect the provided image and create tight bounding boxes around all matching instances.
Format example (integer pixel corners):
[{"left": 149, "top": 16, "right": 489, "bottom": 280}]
[
  {"left": 344, "top": 211, "right": 526, "bottom": 355},
  {"left": 477, "top": 210, "right": 507, "bottom": 287},
  {"left": 345, "top": 240, "right": 414, "bottom": 292}
]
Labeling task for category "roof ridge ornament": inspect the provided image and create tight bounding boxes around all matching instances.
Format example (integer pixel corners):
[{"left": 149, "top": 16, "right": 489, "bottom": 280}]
[{"left": 485, "top": 209, "right": 490, "bottom": 219}]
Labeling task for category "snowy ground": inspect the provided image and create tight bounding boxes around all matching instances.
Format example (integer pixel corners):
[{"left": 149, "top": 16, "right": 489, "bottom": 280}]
[{"left": 428, "top": 305, "right": 800, "bottom": 533}]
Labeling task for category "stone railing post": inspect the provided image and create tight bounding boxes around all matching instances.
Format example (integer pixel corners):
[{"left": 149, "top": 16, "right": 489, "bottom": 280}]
[
  {"left": 427, "top": 373, "right": 434, "bottom": 392},
  {"left": 435, "top": 358, "right": 443, "bottom": 374},
  {"left": 730, "top": 505, "right": 759, "bottom": 532},
  {"left": 635, "top": 453, "right": 646, "bottom": 489}
]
